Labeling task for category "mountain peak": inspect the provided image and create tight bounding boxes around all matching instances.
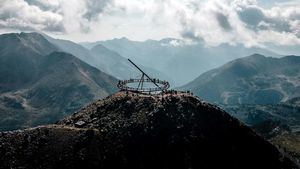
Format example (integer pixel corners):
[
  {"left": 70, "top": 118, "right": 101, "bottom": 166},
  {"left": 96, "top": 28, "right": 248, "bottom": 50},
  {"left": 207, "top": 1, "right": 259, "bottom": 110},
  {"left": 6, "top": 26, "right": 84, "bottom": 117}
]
[
  {"left": 236, "top": 53, "right": 268, "bottom": 63},
  {"left": 91, "top": 43, "right": 111, "bottom": 52},
  {"left": 248, "top": 53, "right": 266, "bottom": 58},
  {"left": 0, "top": 32, "right": 58, "bottom": 56},
  {"left": 0, "top": 91, "right": 297, "bottom": 168},
  {"left": 19, "top": 31, "right": 43, "bottom": 38}
]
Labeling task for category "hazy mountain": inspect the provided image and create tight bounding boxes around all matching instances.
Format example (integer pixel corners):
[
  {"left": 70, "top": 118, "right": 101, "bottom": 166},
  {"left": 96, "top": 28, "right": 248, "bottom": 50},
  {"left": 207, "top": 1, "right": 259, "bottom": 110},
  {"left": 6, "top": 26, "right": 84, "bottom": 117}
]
[
  {"left": 181, "top": 54, "right": 300, "bottom": 104},
  {"left": 90, "top": 44, "right": 173, "bottom": 84},
  {"left": 0, "top": 33, "right": 118, "bottom": 131},
  {"left": 0, "top": 32, "right": 58, "bottom": 92},
  {"left": 81, "top": 38, "right": 278, "bottom": 86},
  {"left": 42, "top": 33, "right": 94, "bottom": 64},
  {"left": 43, "top": 34, "right": 171, "bottom": 84},
  {"left": 0, "top": 91, "right": 298, "bottom": 169}
]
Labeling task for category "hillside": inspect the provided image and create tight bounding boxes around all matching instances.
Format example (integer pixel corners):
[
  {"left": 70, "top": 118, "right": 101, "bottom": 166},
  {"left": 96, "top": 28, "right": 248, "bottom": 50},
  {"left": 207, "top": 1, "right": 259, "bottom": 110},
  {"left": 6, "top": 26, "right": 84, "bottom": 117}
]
[
  {"left": 181, "top": 54, "right": 300, "bottom": 104},
  {"left": 0, "top": 91, "right": 297, "bottom": 169},
  {"left": 221, "top": 98, "right": 300, "bottom": 127},
  {"left": 0, "top": 32, "right": 58, "bottom": 92},
  {"left": 271, "top": 133, "right": 300, "bottom": 163},
  {"left": 219, "top": 98, "right": 300, "bottom": 162},
  {"left": 0, "top": 33, "right": 118, "bottom": 131},
  {"left": 43, "top": 33, "right": 95, "bottom": 64}
]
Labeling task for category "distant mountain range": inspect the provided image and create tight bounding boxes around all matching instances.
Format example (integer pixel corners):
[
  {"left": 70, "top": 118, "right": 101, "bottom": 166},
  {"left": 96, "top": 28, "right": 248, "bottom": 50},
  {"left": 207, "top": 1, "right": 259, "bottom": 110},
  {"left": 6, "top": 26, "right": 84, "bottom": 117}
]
[
  {"left": 81, "top": 38, "right": 279, "bottom": 86},
  {"left": 44, "top": 34, "right": 172, "bottom": 83},
  {"left": 181, "top": 54, "right": 300, "bottom": 104},
  {"left": 1, "top": 32, "right": 300, "bottom": 132},
  {"left": 0, "top": 32, "right": 118, "bottom": 131},
  {"left": 89, "top": 44, "right": 172, "bottom": 82}
]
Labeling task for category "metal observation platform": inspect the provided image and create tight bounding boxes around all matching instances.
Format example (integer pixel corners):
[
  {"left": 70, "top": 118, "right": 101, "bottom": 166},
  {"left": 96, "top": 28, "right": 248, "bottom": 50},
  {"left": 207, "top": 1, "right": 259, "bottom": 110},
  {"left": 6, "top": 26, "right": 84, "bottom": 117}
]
[{"left": 117, "top": 59, "right": 170, "bottom": 93}]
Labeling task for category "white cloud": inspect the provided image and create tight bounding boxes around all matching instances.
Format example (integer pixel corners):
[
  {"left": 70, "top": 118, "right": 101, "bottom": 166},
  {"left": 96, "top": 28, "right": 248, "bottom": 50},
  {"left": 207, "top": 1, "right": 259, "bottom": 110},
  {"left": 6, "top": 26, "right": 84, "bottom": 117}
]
[
  {"left": 0, "top": 0, "right": 64, "bottom": 32},
  {"left": 0, "top": 0, "right": 300, "bottom": 46},
  {"left": 178, "top": 0, "right": 300, "bottom": 46}
]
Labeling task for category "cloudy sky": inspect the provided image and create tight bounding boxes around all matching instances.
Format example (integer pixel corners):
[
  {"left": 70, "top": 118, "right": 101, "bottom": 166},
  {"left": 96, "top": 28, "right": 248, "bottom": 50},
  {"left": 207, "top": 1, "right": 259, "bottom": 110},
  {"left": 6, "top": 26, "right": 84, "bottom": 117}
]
[{"left": 1, "top": 0, "right": 300, "bottom": 47}]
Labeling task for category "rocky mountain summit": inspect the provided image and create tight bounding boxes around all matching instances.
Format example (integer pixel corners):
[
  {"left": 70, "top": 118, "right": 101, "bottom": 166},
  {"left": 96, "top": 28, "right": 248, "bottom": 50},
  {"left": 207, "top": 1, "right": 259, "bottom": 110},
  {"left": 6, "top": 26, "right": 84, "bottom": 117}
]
[{"left": 0, "top": 91, "right": 299, "bottom": 169}]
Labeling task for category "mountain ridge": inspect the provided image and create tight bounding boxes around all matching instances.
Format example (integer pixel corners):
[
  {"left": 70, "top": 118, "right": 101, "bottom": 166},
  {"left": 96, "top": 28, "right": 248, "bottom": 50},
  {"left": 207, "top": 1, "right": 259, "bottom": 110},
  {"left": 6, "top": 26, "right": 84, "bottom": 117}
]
[
  {"left": 42, "top": 33, "right": 171, "bottom": 84},
  {"left": 181, "top": 54, "right": 300, "bottom": 104},
  {"left": 83, "top": 38, "right": 279, "bottom": 86},
  {"left": 0, "top": 33, "right": 118, "bottom": 131}
]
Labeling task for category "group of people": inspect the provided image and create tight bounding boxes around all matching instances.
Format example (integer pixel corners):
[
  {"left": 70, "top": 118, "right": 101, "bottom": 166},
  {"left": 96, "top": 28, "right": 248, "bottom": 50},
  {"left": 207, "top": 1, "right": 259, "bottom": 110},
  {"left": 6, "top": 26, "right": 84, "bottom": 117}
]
[{"left": 164, "top": 90, "right": 193, "bottom": 96}]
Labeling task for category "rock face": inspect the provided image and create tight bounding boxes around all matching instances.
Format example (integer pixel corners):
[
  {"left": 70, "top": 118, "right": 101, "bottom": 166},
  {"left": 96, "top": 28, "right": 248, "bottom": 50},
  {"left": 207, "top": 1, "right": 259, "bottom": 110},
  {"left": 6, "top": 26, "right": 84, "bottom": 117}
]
[{"left": 0, "top": 91, "right": 298, "bottom": 169}]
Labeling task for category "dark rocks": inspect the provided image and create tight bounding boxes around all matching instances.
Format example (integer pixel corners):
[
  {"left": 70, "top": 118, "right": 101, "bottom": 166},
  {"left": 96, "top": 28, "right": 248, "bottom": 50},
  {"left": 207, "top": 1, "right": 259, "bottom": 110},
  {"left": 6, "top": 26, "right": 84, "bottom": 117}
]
[
  {"left": 0, "top": 91, "right": 299, "bottom": 169},
  {"left": 75, "top": 121, "right": 86, "bottom": 128}
]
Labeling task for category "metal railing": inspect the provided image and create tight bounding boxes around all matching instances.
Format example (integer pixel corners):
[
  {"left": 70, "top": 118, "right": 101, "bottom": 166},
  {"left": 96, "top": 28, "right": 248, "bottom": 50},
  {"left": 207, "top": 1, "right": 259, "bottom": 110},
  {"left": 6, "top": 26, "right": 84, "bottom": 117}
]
[{"left": 117, "top": 78, "right": 170, "bottom": 92}]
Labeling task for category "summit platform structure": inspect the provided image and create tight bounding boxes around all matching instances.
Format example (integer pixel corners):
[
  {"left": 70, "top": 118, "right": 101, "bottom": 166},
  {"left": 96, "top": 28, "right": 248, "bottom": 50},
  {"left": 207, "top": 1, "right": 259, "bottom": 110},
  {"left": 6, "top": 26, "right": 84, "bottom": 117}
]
[{"left": 117, "top": 59, "right": 170, "bottom": 93}]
